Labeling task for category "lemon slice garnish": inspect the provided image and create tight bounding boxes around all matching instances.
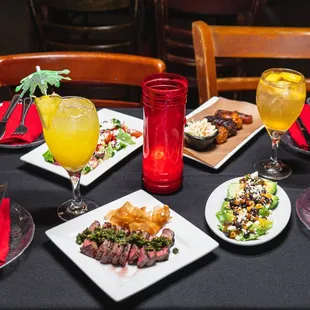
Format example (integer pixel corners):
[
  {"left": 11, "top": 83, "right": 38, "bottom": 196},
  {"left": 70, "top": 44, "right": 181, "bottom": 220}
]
[
  {"left": 281, "top": 72, "right": 302, "bottom": 83},
  {"left": 35, "top": 95, "right": 62, "bottom": 129},
  {"left": 265, "top": 73, "right": 280, "bottom": 83}
]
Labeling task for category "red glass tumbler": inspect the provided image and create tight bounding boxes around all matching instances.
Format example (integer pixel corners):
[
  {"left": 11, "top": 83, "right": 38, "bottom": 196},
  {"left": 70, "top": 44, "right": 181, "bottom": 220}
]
[{"left": 142, "top": 73, "right": 188, "bottom": 194}]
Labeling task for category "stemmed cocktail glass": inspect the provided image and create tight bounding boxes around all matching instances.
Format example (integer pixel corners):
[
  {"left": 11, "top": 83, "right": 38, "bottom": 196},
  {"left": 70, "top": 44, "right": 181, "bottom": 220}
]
[
  {"left": 36, "top": 95, "right": 100, "bottom": 221},
  {"left": 254, "top": 68, "right": 306, "bottom": 180}
]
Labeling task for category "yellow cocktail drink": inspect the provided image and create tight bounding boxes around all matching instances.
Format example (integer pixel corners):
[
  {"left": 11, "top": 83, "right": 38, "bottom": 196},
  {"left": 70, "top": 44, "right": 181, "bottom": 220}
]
[
  {"left": 256, "top": 69, "right": 306, "bottom": 135},
  {"left": 255, "top": 68, "right": 306, "bottom": 181},
  {"left": 43, "top": 97, "right": 99, "bottom": 172}
]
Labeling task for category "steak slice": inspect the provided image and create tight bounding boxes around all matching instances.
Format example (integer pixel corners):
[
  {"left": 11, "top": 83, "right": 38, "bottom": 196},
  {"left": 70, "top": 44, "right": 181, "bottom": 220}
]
[
  {"left": 108, "top": 242, "right": 119, "bottom": 264},
  {"left": 161, "top": 228, "right": 175, "bottom": 245},
  {"left": 80, "top": 239, "right": 98, "bottom": 258},
  {"left": 128, "top": 244, "right": 140, "bottom": 265},
  {"left": 88, "top": 220, "right": 100, "bottom": 232},
  {"left": 95, "top": 239, "right": 109, "bottom": 260},
  {"left": 137, "top": 247, "right": 150, "bottom": 268},
  {"left": 137, "top": 231, "right": 151, "bottom": 268},
  {"left": 156, "top": 247, "right": 169, "bottom": 261},
  {"left": 156, "top": 228, "right": 175, "bottom": 262},
  {"left": 145, "top": 250, "right": 157, "bottom": 267},
  {"left": 100, "top": 240, "right": 114, "bottom": 264},
  {"left": 119, "top": 243, "right": 132, "bottom": 266},
  {"left": 102, "top": 222, "right": 112, "bottom": 229},
  {"left": 112, "top": 244, "right": 124, "bottom": 265}
]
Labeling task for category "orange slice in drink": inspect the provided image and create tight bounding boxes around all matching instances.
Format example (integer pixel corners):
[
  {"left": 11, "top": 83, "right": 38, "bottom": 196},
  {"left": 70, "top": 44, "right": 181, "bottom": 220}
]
[
  {"left": 265, "top": 73, "right": 280, "bottom": 83},
  {"left": 280, "top": 72, "right": 302, "bottom": 83},
  {"left": 34, "top": 94, "right": 62, "bottom": 129}
]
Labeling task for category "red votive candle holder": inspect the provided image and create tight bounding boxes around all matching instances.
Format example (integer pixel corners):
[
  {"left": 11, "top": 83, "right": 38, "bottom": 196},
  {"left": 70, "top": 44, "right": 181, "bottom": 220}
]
[{"left": 142, "top": 73, "right": 188, "bottom": 194}]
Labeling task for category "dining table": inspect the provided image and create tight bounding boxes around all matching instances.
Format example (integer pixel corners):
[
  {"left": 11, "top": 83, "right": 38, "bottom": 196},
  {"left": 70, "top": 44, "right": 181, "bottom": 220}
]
[{"left": 0, "top": 107, "right": 310, "bottom": 310}]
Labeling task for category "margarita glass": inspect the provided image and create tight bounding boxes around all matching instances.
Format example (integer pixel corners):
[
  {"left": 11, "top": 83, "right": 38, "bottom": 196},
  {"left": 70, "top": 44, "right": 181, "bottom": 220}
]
[{"left": 36, "top": 95, "right": 99, "bottom": 221}]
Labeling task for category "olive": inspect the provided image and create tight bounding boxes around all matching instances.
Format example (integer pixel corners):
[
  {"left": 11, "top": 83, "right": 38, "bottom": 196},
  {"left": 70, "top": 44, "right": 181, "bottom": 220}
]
[{"left": 244, "top": 231, "right": 250, "bottom": 238}]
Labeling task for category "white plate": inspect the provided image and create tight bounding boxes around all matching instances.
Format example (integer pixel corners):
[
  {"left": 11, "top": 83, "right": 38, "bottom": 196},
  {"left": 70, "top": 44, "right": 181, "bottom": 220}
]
[
  {"left": 205, "top": 177, "right": 291, "bottom": 246},
  {"left": 20, "top": 109, "right": 143, "bottom": 186},
  {"left": 184, "top": 97, "right": 264, "bottom": 169},
  {"left": 45, "top": 189, "right": 219, "bottom": 301}
]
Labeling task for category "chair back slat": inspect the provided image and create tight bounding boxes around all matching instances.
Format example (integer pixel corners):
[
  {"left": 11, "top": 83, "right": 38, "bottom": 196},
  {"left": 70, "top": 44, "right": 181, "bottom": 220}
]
[
  {"left": 0, "top": 52, "right": 165, "bottom": 107},
  {"left": 192, "top": 21, "right": 310, "bottom": 104}
]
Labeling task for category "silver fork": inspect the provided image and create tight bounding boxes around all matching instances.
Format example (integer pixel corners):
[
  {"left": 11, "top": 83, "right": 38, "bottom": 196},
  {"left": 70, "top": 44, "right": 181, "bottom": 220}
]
[{"left": 12, "top": 97, "right": 34, "bottom": 136}]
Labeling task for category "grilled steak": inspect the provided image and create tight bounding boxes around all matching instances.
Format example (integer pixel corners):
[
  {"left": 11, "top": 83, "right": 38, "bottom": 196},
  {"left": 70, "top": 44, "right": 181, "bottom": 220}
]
[
  {"left": 100, "top": 240, "right": 113, "bottom": 264},
  {"left": 107, "top": 242, "right": 119, "bottom": 264},
  {"left": 80, "top": 239, "right": 98, "bottom": 258},
  {"left": 145, "top": 251, "right": 157, "bottom": 267},
  {"left": 119, "top": 243, "right": 132, "bottom": 266},
  {"left": 95, "top": 239, "right": 109, "bottom": 260},
  {"left": 156, "top": 228, "right": 175, "bottom": 262},
  {"left": 128, "top": 244, "right": 140, "bottom": 265},
  {"left": 112, "top": 244, "right": 124, "bottom": 265},
  {"left": 161, "top": 228, "right": 175, "bottom": 245},
  {"left": 102, "top": 222, "right": 112, "bottom": 229},
  {"left": 137, "top": 247, "right": 150, "bottom": 268},
  {"left": 88, "top": 220, "right": 100, "bottom": 232},
  {"left": 78, "top": 221, "right": 176, "bottom": 268}
]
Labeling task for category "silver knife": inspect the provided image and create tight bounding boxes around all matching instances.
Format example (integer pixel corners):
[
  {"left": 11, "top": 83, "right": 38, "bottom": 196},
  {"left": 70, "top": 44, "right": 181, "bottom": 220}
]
[
  {"left": 0, "top": 94, "right": 21, "bottom": 139},
  {"left": 0, "top": 182, "right": 8, "bottom": 204}
]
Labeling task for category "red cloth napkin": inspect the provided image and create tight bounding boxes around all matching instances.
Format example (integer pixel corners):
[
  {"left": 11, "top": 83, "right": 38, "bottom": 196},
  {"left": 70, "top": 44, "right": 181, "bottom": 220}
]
[
  {"left": 0, "top": 198, "right": 10, "bottom": 266},
  {"left": 0, "top": 101, "right": 42, "bottom": 144},
  {"left": 289, "top": 104, "right": 310, "bottom": 150}
]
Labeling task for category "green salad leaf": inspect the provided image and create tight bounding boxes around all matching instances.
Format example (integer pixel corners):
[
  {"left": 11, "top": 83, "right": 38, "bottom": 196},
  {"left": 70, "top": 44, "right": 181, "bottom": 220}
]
[
  {"left": 117, "top": 130, "right": 135, "bottom": 145},
  {"left": 43, "top": 149, "right": 55, "bottom": 163}
]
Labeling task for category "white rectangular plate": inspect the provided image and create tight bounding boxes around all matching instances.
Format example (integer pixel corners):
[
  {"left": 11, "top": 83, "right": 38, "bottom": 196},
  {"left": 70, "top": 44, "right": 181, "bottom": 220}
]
[
  {"left": 20, "top": 109, "right": 143, "bottom": 186},
  {"left": 184, "top": 97, "right": 264, "bottom": 169},
  {"left": 45, "top": 190, "right": 219, "bottom": 301}
]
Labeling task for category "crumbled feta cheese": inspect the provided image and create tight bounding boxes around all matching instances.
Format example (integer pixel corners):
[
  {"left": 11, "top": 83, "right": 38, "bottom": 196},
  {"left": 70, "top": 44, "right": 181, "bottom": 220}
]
[
  {"left": 227, "top": 225, "right": 236, "bottom": 231},
  {"left": 251, "top": 171, "right": 259, "bottom": 179},
  {"left": 101, "top": 121, "right": 114, "bottom": 130},
  {"left": 246, "top": 221, "right": 253, "bottom": 228},
  {"left": 254, "top": 220, "right": 260, "bottom": 225}
]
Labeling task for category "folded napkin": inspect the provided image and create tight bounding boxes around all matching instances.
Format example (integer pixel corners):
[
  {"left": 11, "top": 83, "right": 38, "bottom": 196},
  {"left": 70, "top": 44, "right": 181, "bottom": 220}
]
[
  {"left": 0, "top": 198, "right": 10, "bottom": 266},
  {"left": 289, "top": 104, "right": 310, "bottom": 150},
  {"left": 0, "top": 101, "right": 42, "bottom": 145}
]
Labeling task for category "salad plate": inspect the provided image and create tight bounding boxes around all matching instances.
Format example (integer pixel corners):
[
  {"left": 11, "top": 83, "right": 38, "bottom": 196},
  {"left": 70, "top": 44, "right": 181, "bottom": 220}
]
[
  {"left": 205, "top": 174, "right": 291, "bottom": 246},
  {"left": 45, "top": 189, "right": 219, "bottom": 301},
  {"left": 20, "top": 109, "right": 143, "bottom": 186}
]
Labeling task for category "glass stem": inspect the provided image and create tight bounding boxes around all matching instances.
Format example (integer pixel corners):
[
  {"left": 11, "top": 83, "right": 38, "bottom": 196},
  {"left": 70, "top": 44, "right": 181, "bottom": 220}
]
[
  {"left": 67, "top": 170, "right": 86, "bottom": 214},
  {"left": 270, "top": 138, "right": 279, "bottom": 164},
  {"left": 268, "top": 137, "right": 282, "bottom": 172}
]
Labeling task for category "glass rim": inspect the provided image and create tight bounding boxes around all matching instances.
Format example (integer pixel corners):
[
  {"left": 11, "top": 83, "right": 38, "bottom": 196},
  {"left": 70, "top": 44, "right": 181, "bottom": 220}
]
[
  {"left": 261, "top": 68, "right": 306, "bottom": 87},
  {"left": 60, "top": 96, "right": 96, "bottom": 118},
  {"left": 142, "top": 73, "right": 188, "bottom": 93}
]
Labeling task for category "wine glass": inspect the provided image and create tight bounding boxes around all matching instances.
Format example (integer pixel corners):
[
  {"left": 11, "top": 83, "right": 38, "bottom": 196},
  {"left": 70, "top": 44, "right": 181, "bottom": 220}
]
[
  {"left": 36, "top": 95, "right": 100, "bottom": 221},
  {"left": 254, "top": 68, "right": 306, "bottom": 180}
]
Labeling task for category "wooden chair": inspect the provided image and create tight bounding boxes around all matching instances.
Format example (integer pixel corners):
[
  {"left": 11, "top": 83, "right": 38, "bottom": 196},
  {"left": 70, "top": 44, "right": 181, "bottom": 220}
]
[
  {"left": 154, "top": 0, "right": 264, "bottom": 89},
  {"left": 0, "top": 52, "right": 165, "bottom": 108},
  {"left": 27, "top": 0, "right": 142, "bottom": 54},
  {"left": 192, "top": 21, "right": 310, "bottom": 104}
]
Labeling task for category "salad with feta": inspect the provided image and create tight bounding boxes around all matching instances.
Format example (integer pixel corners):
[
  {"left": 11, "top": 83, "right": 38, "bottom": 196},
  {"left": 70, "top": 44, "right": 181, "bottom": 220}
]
[
  {"left": 43, "top": 118, "right": 142, "bottom": 175},
  {"left": 216, "top": 172, "right": 279, "bottom": 241}
]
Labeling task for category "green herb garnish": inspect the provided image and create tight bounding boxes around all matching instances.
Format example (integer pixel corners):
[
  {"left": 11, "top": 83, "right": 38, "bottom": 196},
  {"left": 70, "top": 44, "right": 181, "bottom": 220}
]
[
  {"left": 172, "top": 248, "right": 179, "bottom": 254},
  {"left": 76, "top": 226, "right": 172, "bottom": 251}
]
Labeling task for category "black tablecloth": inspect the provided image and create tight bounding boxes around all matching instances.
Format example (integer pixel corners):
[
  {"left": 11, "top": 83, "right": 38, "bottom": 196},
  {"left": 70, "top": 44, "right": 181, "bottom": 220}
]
[{"left": 1, "top": 108, "right": 310, "bottom": 310}]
